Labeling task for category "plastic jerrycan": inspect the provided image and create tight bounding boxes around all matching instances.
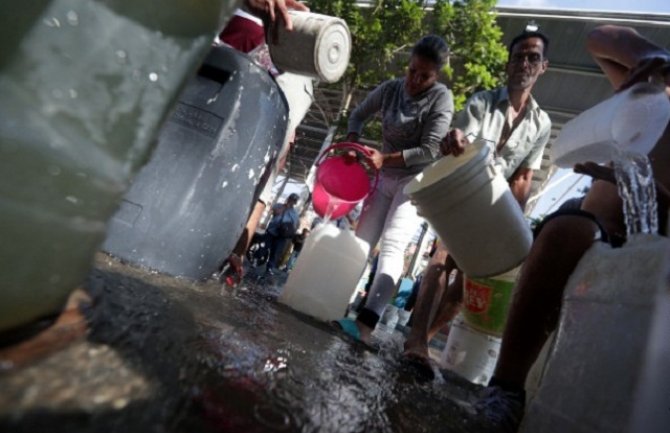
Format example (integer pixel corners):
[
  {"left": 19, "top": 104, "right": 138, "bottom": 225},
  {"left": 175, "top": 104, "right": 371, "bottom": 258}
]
[
  {"left": 279, "top": 223, "right": 370, "bottom": 322},
  {"left": 102, "top": 45, "right": 288, "bottom": 280},
  {"left": 521, "top": 235, "right": 670, "bottom": 433},
  {"left": 552, "top": 81, "right": 670, "bottom": 168},
  {"left": 0, "top": 0, "right": 238, "bottom": 332}
]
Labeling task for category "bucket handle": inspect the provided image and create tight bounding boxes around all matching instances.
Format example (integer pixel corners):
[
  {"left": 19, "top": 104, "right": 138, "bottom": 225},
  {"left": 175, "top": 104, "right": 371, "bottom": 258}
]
[{"left": 315, "top": 141, "right": 379, "bottom": 192}]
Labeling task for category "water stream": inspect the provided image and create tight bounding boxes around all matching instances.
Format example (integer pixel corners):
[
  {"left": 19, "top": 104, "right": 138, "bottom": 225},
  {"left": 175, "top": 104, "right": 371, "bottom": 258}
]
[{"left": 613, "top": 150, "right": 658, "bottom": 237}]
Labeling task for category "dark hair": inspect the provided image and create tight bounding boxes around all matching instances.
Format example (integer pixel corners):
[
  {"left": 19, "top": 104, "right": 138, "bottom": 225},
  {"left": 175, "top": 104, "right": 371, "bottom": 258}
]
[
  {"left": 411, "top": 35, "right": 449, "bottom": 69},
  {"left": 288, "top": 193, "right": 299, "bottom": 202},
  {"left": 509, "top": 31, "right": 550, "bottom": 57}
]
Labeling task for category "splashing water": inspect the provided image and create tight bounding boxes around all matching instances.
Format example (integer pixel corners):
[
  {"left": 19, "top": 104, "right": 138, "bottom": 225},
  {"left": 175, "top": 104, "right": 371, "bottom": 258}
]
[{"left": 613, "top": 150, "right": 658, "bottom": 237}]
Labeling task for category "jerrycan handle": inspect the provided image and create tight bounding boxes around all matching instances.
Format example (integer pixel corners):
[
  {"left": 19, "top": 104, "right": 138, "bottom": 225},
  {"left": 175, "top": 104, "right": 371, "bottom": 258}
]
[{"left": 315, "top": 141, "right": 379, "bottom": 192}]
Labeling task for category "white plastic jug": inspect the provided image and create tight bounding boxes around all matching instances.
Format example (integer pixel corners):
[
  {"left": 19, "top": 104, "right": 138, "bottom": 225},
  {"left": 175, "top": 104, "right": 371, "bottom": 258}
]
[
  {"left": 404, "top": 141, "right": 532, "bottom": 278},
  {"left": 441, "top": 315, "right": 501, "bottom": 385},
  {"left": 279, "top": 223, "right": 370, "bottom": 322},
  {"left": 552, "top": 82, "right": 670, "bottom": 168},
  {"left": 268, "top": 11, "right": 351, "bottom": 83}
]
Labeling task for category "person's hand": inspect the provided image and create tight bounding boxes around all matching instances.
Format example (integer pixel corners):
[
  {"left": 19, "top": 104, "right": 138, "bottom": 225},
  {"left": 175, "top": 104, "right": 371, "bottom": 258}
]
[
  {"left": 245, "top": 0, "right": 308, "bottom": 31},
  {"left": 342, "top": 150, "right": 358, "bottom": 164},
  {"left": 575, "top": 161, "right": 670, "bottom": 208},
  {"left": 441, "top": 128, "right": 469, "bottom": 156},
  {"left": 574, "top": 162, "right": 616, "bottom": 184},
  {"left": 365, "top": 146, "right": 384, "bottom": 170},
  {"left": 225, "top": 253, "right": 244, "bottom": 286},
  {"left": 619, "top": 54, "right": 670, "bottom": 94}
]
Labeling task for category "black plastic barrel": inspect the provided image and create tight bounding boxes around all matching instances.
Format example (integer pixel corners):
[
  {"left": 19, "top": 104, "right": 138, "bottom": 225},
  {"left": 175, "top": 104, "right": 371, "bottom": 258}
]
[{"left": 102, "top": 46, "right": 288, "bottom": 279}]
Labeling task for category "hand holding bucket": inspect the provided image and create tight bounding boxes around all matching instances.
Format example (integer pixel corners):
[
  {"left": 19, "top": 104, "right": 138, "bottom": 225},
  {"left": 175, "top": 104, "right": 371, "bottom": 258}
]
[{"left": 312, "top": 142, "right": 379, "bottom": 219}]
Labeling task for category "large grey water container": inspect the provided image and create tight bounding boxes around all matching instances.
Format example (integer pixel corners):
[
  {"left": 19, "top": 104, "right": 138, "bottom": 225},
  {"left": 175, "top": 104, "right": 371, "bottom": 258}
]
[{"left": 102, "top": 46, "right": 288, "bottom": 279}]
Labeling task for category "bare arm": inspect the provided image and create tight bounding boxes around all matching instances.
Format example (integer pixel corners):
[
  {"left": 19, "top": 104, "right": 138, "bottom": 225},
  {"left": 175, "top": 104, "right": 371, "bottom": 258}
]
[
  {"left": 366, "top": 148, "right": 405, "bottom": 170},
  {"left": 244, "top": 0, "right": 308, "bottom": 30},
  {"left": 509, "top": 167, "right": 534, "bottom": 209},
  {"left": 587, "top": 25, "right": 670, "bottom": 90}
]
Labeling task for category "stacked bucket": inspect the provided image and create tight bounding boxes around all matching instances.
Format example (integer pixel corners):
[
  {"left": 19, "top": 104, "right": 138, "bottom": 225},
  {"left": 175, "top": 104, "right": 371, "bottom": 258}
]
[
  {"left": 441, "top": 267, "right": 520, "bottom": 385},
  {"left": 404, "top": 140, "right": 532, "bottom": 385}
]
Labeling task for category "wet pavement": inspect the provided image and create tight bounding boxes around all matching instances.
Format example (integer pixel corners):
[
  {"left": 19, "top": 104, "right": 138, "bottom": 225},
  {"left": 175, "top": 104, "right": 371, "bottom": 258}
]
[{"left": 0, "top": 254, "right": 482, "bottom": 433}]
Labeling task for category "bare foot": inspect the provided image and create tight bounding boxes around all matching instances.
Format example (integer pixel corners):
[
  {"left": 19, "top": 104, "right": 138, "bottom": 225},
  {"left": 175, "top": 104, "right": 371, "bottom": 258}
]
[
  {"left": 402, "top": 337, "right": 430, "bottom": 361},
  {"left": 0, "top": 289, "right": 90, "bottom": 368}
]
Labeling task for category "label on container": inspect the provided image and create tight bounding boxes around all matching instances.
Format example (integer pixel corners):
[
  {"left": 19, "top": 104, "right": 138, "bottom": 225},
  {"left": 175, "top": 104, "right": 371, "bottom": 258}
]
[{"left": 463, "top": 274, "right": 516, "bottom": 336}]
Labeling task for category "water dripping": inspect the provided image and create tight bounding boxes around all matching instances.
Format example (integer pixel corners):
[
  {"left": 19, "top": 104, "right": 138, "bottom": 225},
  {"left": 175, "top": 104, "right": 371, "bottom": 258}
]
[
  {"left": 206, "top": 93, "right": 218, "bottom": 105},
  {"left": 43, "top": 17, "right": 61, "bottom": 28},
  {"left": 115, "top": 50, "right": 128, "bottom": 64},
  {"left": 252, "top": 403, "right": 291, "bottom": 430},
  {"left": 148, "top": 72, "right": 159, "bottom": 82},
  {"left": 66, "top": 10, "right": 79, "bottom": 26},
  {"left": 613, "top": 150, "right": 658, "bottom": 236}
]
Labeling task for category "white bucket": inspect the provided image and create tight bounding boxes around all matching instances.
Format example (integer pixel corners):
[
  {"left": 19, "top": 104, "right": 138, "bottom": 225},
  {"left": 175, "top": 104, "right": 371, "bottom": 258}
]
[
  {"left": 268, "top": 11, "right": 351, "bottom": 83},
  {"left": 441, "top": 316, "right": 501, "bottom": 385},
  {"left": 552, "top": 82, "right": 670, "bottom": 168},
  {"left": 404, "top": 140, "right": 532, "bottom": 278},
  {"left": 279, "top": 223, "right": 370, "bottom": 321}
]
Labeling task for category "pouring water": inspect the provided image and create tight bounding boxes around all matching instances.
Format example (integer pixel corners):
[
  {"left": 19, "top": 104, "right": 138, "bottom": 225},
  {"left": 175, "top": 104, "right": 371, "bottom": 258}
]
[{"left": 612, "top": 150, "right": 659, "bottom": 237}]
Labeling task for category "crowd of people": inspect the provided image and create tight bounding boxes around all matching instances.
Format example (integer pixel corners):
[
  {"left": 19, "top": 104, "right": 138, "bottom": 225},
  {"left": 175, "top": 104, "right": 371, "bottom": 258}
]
[{"left": 219, "top": 2, "right": 670, "bottom": 432}]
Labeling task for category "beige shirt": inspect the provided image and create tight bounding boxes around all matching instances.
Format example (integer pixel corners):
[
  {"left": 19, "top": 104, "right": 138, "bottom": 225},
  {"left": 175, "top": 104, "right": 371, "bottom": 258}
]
[{"left": 453, "top": 87, "right": 552, "bottom": 180}]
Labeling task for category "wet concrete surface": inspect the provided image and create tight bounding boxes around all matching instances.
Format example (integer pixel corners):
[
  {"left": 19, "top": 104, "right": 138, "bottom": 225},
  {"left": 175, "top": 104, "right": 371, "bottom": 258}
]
[{"left": 0, "top": 254, "right": 484, "bottom": 433}]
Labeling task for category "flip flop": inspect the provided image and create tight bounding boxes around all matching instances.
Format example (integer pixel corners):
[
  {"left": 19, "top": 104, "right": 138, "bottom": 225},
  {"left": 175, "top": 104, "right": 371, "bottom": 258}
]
[
  {"left": 331, "top": 319, "right": 381, "bottom": 353},
  {"left": 400, "top": 352, "right": 436, "bottom": 381},
  {"left": 332, "top": 318, "right": 362, "bottom": 341}
]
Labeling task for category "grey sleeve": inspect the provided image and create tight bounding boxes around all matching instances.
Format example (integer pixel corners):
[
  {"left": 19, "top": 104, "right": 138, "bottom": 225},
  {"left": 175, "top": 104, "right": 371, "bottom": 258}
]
[
  {"left": 347, "top": 82, "right": 386, "bottom": 135},
  {"left": 403, "top": 88, "right": 454, "bottom": 166}
]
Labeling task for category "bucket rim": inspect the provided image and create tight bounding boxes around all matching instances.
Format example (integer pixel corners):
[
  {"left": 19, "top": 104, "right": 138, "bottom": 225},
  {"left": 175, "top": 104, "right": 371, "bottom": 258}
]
[{"left": 404, "top": 140, "right": 490, "bottom": 197}]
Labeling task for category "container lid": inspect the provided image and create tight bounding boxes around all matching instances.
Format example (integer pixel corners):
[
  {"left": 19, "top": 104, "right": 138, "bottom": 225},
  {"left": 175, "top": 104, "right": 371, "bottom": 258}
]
[{"left": 314, "top": 19, "right": 350, "bottom": 83}]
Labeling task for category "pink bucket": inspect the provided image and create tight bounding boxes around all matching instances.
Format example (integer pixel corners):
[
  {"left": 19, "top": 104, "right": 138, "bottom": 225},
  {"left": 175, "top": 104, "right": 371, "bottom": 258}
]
[{"left": 312, "top": 142, "right": 378, "bottom": 219}]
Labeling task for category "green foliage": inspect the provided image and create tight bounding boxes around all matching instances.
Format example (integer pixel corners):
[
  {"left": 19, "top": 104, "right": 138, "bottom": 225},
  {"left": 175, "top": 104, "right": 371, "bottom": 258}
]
[{"left": 428, "top": 0, "right": 508, "bottom": 110}]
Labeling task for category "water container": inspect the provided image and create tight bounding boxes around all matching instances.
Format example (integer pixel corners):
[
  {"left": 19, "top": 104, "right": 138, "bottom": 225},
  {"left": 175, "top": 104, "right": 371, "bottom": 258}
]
[
  {"left": 630, "top": 283, "right": 670, "bottom": 433},
  {"left": 404, "top": 140, "right": 532, "bottom": 278},
  {"left": 312, "top": 142, "right": 378, "bottom": 219},
  {"left": 102, "top": 45, "right": 288, "bottom": 280},
  {"left": 521, "top": 235, "right": 670, "bottom": 433},
  {"left": 462, "top": 266, "right": 521, "bottom": 336},
  {"left": 0, "top": 0, "right": 237, "bottom": 332},
  {"left": 552, "top": 82, "right": 670, "bottom": 168},
  {"left": 268, "top": 11, "right": 351, "bottom": 83},
  {"left": 279, "top": 223, "right": 370, "bottom": 322},
  {"left": 441, "top": 315, "right": 501, "bottom": 385}
]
